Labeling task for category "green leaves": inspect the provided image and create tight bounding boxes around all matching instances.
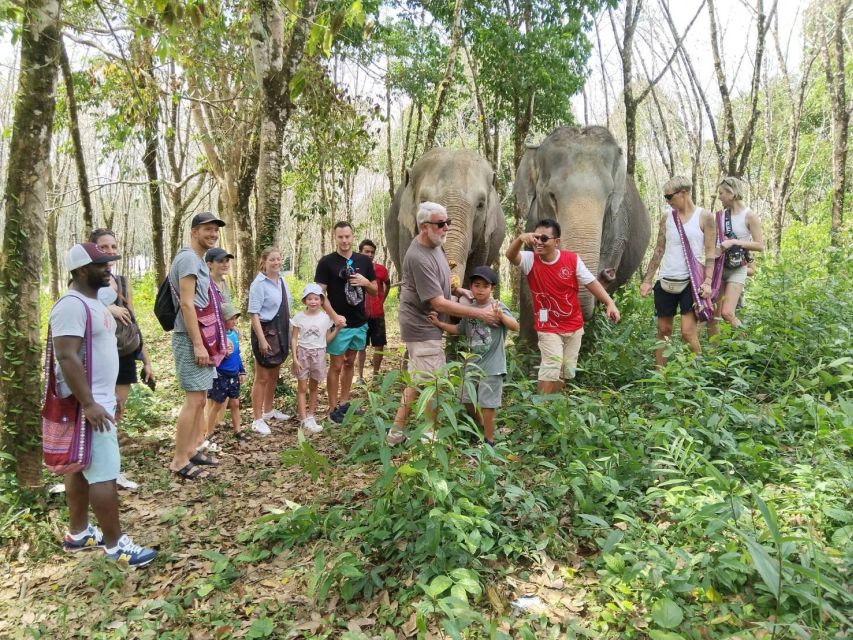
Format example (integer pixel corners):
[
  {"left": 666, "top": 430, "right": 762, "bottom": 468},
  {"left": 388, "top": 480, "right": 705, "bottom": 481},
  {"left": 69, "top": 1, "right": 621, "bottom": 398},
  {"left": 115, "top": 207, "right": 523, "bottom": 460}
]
[{"left": 650, "top": 598, "right": 684, "bottom": 629}]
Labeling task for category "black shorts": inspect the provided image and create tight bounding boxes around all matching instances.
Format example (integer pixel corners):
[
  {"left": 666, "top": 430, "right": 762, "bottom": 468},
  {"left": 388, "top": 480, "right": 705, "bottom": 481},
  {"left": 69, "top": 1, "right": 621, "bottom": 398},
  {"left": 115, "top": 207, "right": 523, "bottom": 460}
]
[
  {"left": 366, "top": 317, "right": 387, "bottom": 347},
  {"left": 207, "top": 373, "right": 241, "bottom": 403},
  {"left": 653, "top": 280, "right": 695, "bottom": 318},
  {"left": 116, "top": 353, "right": 139, "bottom": 385}
]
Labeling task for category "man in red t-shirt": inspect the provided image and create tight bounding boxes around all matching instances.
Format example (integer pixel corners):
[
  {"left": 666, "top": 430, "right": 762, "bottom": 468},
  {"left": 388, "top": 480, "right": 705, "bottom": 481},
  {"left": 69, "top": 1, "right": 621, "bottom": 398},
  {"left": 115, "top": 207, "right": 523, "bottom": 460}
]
[
  {"left": 357, "top": 239, "right": 391, "bottom": 383},
  {"left": 506, "top": 219, "right": 621, "bottom": 394}
]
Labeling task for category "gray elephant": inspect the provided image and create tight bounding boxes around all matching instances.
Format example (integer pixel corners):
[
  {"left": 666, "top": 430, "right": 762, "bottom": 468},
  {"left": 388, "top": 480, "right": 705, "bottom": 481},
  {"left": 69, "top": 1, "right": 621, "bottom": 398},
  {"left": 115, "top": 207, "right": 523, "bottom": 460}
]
[
  {"left": 386, "top": 148, "right": 505, "bottom": 291},
  {"left": 515, "top": 126, "right": 651, "bottom": 342}
]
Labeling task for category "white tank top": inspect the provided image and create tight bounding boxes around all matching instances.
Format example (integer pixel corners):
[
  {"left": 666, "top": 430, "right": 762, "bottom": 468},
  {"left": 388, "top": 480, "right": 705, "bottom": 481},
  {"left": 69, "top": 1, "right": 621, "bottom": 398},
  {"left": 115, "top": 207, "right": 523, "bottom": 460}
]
[
  {"left": 661, "top": 208, "right": 705, "bottom": 279},
  {"left": 724, "top": 207, "right": 752, "bottom": 242}
]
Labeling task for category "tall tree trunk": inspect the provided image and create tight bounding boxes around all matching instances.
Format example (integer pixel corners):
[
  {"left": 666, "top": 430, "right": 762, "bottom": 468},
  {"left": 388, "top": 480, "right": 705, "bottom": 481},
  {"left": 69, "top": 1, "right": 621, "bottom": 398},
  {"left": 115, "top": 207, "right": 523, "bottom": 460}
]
[
  {"left": 409, "top": 101, "right": 423, "bottom": 165},
  {"left": 59, "top": 37, "right": 93, "bottom": 231},
  {"left": 822, "top": 0, "right": 851, "bottom": 250},
  {"left": 0, "top": 0, "right": 63, "bottom": 489},
  {"left": 143, "top": 116, "right": 166, "bottom": 282},
  {"left": 236, "top": 119, "right": 261, "bottom": 306},
  {"left": 424, "top": 0, "right": 463, "bottom": 150},
  {"left": 385, "top": 72, "right": 395, "bottom": 201},
  {"left": 400, "top": 103, "right": 413, "bottom": 177},
  {"left": 251, "top": 0, "right": 319, "bottom": 251}
]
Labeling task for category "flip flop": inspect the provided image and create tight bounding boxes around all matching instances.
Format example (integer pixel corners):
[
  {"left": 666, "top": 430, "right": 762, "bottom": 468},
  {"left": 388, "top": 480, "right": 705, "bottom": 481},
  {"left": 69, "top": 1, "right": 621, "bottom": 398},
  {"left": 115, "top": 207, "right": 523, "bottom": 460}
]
[
  {"left": 174, "top": 462, "right": 206, "bottom": 480},
  {"left": 190, "top": 453, "right": 219, "bottom": 466}
]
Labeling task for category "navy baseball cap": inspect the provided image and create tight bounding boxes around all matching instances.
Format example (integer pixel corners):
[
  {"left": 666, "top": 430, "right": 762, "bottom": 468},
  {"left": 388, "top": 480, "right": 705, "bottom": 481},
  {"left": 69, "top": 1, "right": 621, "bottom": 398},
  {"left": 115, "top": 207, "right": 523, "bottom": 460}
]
[
  {"left": 191, "top": 212, "right": 226, "bottom": 228},
  {"left": 470, "top": 266, "right": 498, "bottom": 285},
  {"left": 205, "top": 247, "right": 234, "bottom": 262}
]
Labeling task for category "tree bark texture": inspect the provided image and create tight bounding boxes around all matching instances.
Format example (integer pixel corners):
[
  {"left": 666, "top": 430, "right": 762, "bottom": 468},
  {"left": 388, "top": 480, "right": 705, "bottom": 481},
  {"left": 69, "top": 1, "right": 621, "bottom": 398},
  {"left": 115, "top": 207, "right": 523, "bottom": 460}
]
[
  {"left": 0, "top": 0, "right": 63, "bottom": 488},
  {"left": 424, "top": 0, "right": 463, "bottom": 150},
  {"left": 251, "top": 0, "right": 319, "bottom": 252},
  {"left": 59, "top": 37, "right": 93, "bottom": 231}
]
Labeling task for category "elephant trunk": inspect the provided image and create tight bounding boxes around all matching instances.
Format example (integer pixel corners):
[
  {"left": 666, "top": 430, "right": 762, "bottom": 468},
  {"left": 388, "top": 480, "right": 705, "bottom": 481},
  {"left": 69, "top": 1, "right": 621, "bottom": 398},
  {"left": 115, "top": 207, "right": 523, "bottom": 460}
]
[
  {"left": 559, "top": 196, "right": 606, "bottom": 320},
  {"left": 439, "top": 189, "right": 472, "bottom": 289}
]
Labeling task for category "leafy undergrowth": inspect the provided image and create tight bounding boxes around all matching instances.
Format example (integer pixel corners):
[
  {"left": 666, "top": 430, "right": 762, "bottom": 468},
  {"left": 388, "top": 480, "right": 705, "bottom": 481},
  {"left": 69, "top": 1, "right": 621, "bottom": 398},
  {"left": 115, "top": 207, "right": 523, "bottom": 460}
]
[{"left": 1, "top": 245, "right": 851, "bottom": 639}]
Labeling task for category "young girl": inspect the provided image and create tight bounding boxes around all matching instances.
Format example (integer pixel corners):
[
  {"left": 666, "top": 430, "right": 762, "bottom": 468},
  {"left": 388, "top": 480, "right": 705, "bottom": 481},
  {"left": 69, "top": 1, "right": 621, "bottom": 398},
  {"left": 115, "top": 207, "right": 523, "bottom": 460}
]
[{"left": 291, "top": 283, "right": 339, "bottom": 433}]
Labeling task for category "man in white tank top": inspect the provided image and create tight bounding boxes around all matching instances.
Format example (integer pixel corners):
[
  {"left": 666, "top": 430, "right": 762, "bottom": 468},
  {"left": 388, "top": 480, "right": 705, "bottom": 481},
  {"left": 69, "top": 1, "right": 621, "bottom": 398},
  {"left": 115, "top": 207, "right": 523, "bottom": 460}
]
[{"left": 640, "top": 176, "right": 718, "bottom": 368}]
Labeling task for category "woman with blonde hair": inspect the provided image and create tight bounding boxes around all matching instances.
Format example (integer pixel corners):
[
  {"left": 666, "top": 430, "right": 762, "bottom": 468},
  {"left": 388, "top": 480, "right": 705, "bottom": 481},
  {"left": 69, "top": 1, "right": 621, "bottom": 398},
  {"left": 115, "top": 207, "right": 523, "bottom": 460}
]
[
  {"left": 247, "top": 247, "right": 292, "bottom": 435},
  {"left": 714, "top": 177, "right": 764, "bottom": 329},
  {"left": 639, "top": 176, "right": 718, "bottom": 367}
]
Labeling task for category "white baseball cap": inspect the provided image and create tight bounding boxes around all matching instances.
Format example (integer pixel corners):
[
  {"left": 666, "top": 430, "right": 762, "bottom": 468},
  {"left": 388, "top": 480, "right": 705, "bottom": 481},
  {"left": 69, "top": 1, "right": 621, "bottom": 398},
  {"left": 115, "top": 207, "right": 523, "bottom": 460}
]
[
  {"left": 302, "top": 283, "right": 324, "bottom": 300},
  {"left": 65, "top": 243, "right": 121, "bottom": 271}
]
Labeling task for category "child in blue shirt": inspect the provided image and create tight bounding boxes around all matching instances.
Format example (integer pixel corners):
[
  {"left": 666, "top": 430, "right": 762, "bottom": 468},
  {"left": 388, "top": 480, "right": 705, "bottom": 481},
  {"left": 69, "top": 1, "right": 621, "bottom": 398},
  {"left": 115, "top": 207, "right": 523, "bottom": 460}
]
[{"left": 204, "top": 303, "right": 247, "bottom": 444}]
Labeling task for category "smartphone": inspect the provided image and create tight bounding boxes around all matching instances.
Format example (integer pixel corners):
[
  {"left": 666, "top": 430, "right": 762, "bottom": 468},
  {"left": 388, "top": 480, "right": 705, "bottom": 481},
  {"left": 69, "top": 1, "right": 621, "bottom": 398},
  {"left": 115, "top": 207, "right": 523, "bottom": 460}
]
[{"left": 140, "top": 365, "right": 156, "bottom": 392}]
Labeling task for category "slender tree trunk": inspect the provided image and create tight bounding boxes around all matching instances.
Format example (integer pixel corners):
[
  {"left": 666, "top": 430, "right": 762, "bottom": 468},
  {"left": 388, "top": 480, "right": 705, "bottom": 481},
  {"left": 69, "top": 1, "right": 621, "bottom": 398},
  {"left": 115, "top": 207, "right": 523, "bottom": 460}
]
[
  {"left": 385, "top": 73, "right": 395, "bottom": 201},
  {"left": 0, "top": 0, "right": 63, "bottom": 489},
  {"left": 59, "top": 37, "right": 93, "bottom": 230},
  {"left": 424, "top": 0, "right": 463, "bottom": 150},
  {"left": 143, "top": 117, "right": 166, "bottom": 282},
  {"left": 410, "top": 101, "right": 423, "bottom": 165},
  {"left": 400, "top": 103, "right": 412, "bottom": 177},
  {"left": 236, "top": 119, "right": 261, "bottom": 304},
  {"left": 822, "top": 0, "right": 851, "bottom": 249}
]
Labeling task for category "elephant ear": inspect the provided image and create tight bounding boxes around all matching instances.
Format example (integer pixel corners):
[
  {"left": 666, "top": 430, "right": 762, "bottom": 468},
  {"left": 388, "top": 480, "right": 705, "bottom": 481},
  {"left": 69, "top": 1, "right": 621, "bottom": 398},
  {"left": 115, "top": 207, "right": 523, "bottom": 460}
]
[
  {"left": 609, "top": 146, "right": 627, "bottom": 217},
  {"left": 514, "top": 149, "right": 538, "bottom": 222},
  {"left": 600, "top": 146, "right": 630, "bottom": 268}
]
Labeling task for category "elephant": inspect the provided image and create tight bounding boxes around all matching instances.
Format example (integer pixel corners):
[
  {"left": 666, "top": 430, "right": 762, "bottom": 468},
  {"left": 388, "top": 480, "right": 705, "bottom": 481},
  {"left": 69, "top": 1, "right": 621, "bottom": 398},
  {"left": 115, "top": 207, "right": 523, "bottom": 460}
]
[
  {"left": 515, "top": 125, "right": 651, "bottom": 343},
  {"left": 385, "top": 148, "right": 506, "bottom": 292}
]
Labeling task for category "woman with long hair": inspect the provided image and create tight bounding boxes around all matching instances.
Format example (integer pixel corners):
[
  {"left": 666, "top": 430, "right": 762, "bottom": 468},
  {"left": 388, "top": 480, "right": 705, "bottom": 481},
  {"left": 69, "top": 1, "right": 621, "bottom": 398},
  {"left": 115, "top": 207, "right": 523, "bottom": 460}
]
[{"left": 247, "top": 247, "right": 292, "bottom": 435}]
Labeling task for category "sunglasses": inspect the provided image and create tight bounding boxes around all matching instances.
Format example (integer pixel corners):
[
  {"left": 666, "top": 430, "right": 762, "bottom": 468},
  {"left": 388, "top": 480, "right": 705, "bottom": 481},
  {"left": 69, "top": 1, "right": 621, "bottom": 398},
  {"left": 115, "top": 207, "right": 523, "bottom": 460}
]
[
  {"left": 664, "top": 190, "right": 683, "bottom": 201},
  {"left": 532, "top": 234, "right": 557, "bottom": 243},
  {"left": 425, "top": 219, "right": 452, "bottom": 229}
]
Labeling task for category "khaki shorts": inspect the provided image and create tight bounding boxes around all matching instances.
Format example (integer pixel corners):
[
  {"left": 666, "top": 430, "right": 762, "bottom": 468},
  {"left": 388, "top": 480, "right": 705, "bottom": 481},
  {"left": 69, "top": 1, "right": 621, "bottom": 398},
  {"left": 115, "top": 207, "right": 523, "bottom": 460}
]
[
  {"left": 405, "top": 340, "right": 446, "bottom": 383},
  {"left": 537, "top": 329, "right": 584, "bottom": 381},
  {"left": 723, "top": 265, "right": 748, "bottom": 285}
]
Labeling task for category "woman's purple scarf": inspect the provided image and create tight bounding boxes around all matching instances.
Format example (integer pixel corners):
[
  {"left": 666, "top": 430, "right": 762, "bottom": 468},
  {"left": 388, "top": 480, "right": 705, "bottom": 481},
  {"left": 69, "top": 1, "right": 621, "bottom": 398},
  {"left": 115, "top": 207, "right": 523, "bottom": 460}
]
[{"left": 671, "top": 209, "right": 724, "bottom": 323}]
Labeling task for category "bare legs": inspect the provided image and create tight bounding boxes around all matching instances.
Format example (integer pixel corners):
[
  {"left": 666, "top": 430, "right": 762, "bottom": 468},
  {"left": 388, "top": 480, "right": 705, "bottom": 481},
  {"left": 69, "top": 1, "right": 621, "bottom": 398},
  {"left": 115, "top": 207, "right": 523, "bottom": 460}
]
[
  {"left": 296, "top": 378, "right": 319, "bottom": 420},
  {"left": 718, "top": 281, "right": 744, "bottom": 328},
  {"left": 357, "top": 348, "right": 384, "bottom": 380},
  {"left": 464, "top": 404, "right": 496, "bottom": 443},
  {"left": 655, "top": 313, "right": 701, "bottom": 368},
  {"left": 537, "top": 380, "right": 564, "bottom": 394},
  {"left": 252, "top": 364, "right": 281, "bottom": 419},
  {"left": 327, "top": 350, "right": 357, "bottom": 409},
  {"left": 65, "top": 472, "right": 121, "bottom": 547},
  {"left": 170, "top": 390, "right": 207, "bottom": 471}
]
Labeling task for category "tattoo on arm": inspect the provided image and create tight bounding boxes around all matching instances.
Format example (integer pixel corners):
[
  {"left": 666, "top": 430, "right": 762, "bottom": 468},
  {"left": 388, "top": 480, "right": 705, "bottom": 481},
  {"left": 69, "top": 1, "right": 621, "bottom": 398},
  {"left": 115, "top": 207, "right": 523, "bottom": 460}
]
[{"left": 643, "top": 219, "right": 667, "bottom": 282}]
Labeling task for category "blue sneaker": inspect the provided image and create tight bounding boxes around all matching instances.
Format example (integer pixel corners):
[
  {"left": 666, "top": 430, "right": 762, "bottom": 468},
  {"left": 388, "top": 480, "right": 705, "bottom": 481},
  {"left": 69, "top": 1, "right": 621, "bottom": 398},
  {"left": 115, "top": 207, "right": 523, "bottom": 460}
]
[
  {"left": 104, "top": 534, "right": 158, "bottom": 568},
  {"left": 329, "top": 403, "right": 348, "bottom": 424},
  {"left": 63, "top": 524, "right": 105, "bottom": 552}
]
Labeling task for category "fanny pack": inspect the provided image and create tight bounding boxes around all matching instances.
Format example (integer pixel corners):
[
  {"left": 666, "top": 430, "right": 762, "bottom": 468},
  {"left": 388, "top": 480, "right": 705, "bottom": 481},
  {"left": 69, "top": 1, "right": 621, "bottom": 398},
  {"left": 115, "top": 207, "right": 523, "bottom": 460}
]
[{"left": 660, "top": 277, "right": 690, "bottom": 294}]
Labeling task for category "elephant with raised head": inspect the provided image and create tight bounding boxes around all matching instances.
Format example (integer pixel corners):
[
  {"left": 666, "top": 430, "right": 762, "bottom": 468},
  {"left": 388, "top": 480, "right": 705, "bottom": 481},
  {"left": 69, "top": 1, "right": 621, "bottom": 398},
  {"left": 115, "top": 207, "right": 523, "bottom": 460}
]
[
  {"left": 515, "top": 126, "right": 651, "bottom": 342},
  {"left": 386, "top": 148, "right": 505, "bottom": 291}
]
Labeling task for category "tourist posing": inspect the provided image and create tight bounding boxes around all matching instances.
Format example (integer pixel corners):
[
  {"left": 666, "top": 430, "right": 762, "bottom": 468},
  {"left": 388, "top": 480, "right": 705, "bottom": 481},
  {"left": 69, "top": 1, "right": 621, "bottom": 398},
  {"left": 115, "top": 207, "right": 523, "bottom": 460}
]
[
  {"left": 314, "top": 222, "right": 377, "bottom": 424},
  {"left": 248, "top": 247, "right": 292, "bottom": 435},
  {"left": 506, "top": 218, "right": 620, "bottom": 393},
  {"left": 168, "top": 212, "right": 229, "bottom": 480},
  {"left": 50, "top": 243, "right": 157, "bottom": 566},
  {"left": 386, "top": 202, "right": 501, "bottom": 446},
  {"left": 639, "top": 177, "right": 717, "bottom": 367},
  {"left": 89, "top": 228, "right": 154, "bottom": 490},
  {"left": 356, "top": 239, "right": 390, "bottom": 384},
  {"left": 203, "top": 303, "right": 247, "bottom": 444},
  {"left": 428, "top": 266, "right": 518, "bottom": 447},
  {"left": 291, "top": 283, "right": 339, "bottom": 434}
]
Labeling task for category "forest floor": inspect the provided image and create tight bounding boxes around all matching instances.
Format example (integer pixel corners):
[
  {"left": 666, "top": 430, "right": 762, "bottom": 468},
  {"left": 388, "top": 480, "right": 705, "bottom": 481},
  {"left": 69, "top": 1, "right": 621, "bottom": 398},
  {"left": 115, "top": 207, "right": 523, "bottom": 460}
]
[{"left": 1, "top": 252, "right": 852, "bottom": 639}]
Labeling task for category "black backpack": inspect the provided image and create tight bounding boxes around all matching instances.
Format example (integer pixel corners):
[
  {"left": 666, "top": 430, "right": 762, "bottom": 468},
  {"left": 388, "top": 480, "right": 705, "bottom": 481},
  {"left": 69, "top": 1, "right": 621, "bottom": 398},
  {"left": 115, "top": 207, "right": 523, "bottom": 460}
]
[{"left": 154, "top": 276, "right": 178, "bottom": 331}]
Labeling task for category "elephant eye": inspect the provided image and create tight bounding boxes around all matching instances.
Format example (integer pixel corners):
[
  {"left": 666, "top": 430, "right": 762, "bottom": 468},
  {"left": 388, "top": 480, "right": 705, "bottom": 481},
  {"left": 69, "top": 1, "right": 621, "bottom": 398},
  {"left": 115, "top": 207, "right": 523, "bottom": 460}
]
[{"left": 477, "top": 200, "right": 485, "bottom": 210}]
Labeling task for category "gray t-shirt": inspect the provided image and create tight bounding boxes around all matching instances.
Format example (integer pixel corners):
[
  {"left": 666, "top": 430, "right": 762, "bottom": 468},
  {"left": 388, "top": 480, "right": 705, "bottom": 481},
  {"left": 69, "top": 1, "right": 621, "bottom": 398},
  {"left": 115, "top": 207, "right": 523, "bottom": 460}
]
[
  {"left": 48, "top": 291, "right": 119, "bottom": 409},
  {"left": 169, "top": 248, "right": 210, "bottom": 333},
  {"left": 457, "top": 300, "right": 513, "bottom": 376},
  {"left": 398, "top": 238, "right": 452, "bottom": 342}
]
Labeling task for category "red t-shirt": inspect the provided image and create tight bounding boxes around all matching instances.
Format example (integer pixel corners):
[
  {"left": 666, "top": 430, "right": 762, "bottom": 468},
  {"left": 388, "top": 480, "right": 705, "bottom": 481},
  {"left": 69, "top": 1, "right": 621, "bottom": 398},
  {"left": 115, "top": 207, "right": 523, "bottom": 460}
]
[
  {"left": 526, "top": 250, "right": 584, "bottom": 333},
  {"left": 365, "top": 262, "right": 389, "bottom": 318}
]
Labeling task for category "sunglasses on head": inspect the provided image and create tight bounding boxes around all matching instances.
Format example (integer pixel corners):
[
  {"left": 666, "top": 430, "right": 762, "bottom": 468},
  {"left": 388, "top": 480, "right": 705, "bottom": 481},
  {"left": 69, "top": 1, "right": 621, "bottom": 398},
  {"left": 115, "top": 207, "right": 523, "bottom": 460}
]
[
  {"left": 426, "top": 219, "right": 452, "bottom": 229},
  {"left": 532, "top": 234, "right": 557, "bottom": 243}
]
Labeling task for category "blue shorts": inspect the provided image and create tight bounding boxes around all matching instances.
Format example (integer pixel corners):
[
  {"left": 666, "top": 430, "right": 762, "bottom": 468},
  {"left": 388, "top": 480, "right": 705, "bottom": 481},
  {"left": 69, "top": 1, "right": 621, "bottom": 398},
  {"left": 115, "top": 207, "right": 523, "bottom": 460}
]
[
  {"left": 327, "top": 324, "right": 368, "bottom": 356},
  {"left": 82, "top": 404, "right": 121, "bottom": 485},
  {"left": 207, "top": 373, "right": 241, "bottom": 403}
]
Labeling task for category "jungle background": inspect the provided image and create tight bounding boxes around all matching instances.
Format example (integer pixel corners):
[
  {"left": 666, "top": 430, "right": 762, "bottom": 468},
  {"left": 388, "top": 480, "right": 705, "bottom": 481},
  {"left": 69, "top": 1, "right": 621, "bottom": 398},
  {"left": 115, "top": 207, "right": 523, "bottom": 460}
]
[{"left": 0, "top": 0, "right": 850, "bottom": 638}]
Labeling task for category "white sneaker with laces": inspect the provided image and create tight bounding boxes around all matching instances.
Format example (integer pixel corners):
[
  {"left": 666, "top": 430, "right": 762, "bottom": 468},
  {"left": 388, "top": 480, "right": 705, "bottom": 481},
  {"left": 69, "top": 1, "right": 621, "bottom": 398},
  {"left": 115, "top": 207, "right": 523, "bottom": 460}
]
[
  {"left": 263, "top": 409, "right": 291, "bottom": 422},
  {"left": 301, "top": 416, "right": 323, "bottom": 434},
  {"left": 252, "top": 419, "right": 271, "bottom": 435},
  {"left": 116, "top": 473, "right": 139, "bottom": 490},
  {"left": 420, "top": 430, "right": 436, "bottom": 443}
]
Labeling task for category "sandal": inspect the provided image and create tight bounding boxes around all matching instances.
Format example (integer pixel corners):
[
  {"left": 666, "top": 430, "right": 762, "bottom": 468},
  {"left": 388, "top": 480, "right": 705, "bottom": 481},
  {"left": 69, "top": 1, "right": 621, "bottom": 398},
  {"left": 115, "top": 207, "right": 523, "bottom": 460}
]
[
  {"left": 190, "top": 453, "right": 219, "bottom": 466},
  {"left": 173, "top": 462, "right": 206, "bottom": 480},
  {"left": 385, "top": 429, "right": 408, "bottom": 446}
]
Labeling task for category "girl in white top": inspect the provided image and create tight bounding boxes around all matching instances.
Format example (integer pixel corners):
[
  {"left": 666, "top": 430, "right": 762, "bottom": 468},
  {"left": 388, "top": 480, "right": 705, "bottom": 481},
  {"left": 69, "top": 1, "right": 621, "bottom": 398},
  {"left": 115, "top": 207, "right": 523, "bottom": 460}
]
[
  {"left": 640, "top": 176, "right": 717, "bottom": 368},
  {"left": 713, "top": 177, "right": 764, "bottom": 329},
  {"left": 291, "top": 283, "right": 339, "bottom": 433}
]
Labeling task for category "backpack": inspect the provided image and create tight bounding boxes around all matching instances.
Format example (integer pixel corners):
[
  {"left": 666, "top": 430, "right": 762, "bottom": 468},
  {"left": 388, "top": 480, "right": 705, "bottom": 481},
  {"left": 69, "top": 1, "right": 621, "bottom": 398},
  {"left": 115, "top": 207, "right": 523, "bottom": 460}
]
[
  {"left": 154, "top": 276, "right": 178, "bottom": 331},
  {"left": 113, "top": 275, "right": 143, "bottom": 356}
]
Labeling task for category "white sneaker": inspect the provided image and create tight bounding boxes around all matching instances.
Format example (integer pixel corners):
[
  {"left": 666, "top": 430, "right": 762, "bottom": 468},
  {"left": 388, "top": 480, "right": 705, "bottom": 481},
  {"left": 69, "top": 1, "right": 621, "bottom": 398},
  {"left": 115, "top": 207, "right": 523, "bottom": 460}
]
[
  {"left": 301, "top": 416, "right": 323, "bottom": 434},
  {"left": 252, "top": 419, "right": 271, "bottom": 435},
  {"left": 199, "top": 439, "right": 211, "bottom": 451},
  {"left": 49, "top": 482, "right": 66, "bottom": 494},
  {"left": 116, "top": 473, "right": 139, "bottom": 490},
  {"left": 420, "top": 430, "right": 436, "bottom": 443},
  {"left": 263, "top": 409, "right": 291, "bottom": 422}
]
